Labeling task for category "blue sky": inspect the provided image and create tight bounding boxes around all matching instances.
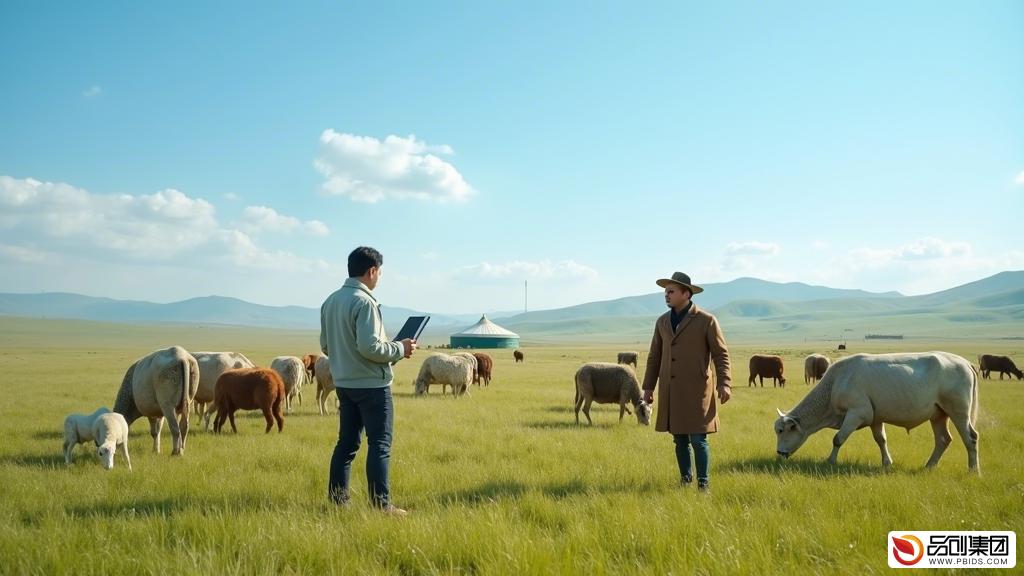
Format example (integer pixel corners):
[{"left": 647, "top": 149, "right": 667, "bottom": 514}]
[{"left": 1, "top": 1, "right": 1022, "bottom": 314}]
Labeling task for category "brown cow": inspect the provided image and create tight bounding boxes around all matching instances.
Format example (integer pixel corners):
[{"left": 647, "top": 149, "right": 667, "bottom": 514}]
[
  {"left": 213, "top": 368, "right": 285, "bottom": 434},
  {"left": 803, "top": 354, "right": 830, "bottom": 385},
  {"left": 473, "top": 352, "right": 494, "bottom": 386},
  {"left": 514, "top": 350, "right": 524, "bottom": 363},
  {"left": 301, "top": 353, "right": 322, "bottom": 385},
  {"left": 749, "top": 355, "right": 786, "bottom": 387},
  {"left": 978, "top": 354, "right": 1023, "bottom": 380}
]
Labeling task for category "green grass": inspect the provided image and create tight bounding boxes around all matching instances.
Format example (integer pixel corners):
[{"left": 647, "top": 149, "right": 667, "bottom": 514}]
[{"left": 1, "top": 317, "right": 1022, "bottom": 574}]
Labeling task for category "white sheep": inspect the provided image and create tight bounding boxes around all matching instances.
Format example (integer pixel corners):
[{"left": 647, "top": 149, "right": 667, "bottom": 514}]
[
  {"left": 63, "top": 408, "right": 132, "bottom": 470},
  {"left": 414, "top": 354, "right": 475, "bottom": 397},
  {"left": 270, "top": 355, "right": 306, "bottom": 413}
]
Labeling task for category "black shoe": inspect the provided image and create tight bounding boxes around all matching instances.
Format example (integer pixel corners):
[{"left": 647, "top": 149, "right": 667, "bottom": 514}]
[
  {"left": 681, "top": 474, "right": 693, "bottom": 486},
  {"left": 697, "top": 479, "right": 710, "bottom": 492}
]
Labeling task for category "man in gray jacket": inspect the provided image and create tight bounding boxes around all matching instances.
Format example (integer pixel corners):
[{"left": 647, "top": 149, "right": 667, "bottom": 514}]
[{"left": 321, "top": 246, "right": 416, "bottom": 515}]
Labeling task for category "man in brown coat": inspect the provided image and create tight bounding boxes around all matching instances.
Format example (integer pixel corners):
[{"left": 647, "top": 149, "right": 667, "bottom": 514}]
[{"left": 642, "top": 272, "right": 732, "bottom": 491}]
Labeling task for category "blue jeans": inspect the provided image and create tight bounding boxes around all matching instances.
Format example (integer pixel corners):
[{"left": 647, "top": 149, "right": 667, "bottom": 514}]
[
  {"left": 329, "top": 386, "right": 393, "bottom": 508},
  {"left": 673, "top": 433, "right": 709, "bottom": 482}
]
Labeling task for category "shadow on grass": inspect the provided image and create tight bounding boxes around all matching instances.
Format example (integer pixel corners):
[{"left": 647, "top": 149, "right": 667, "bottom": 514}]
[
  {"left": 721, "top": 455, "right": 885, "bottom": 477},
  {"left": 32, "top": 430, "right": 64, "bottom": 441},
  {"left": 440, "top": 480, "right": 529, "bottom": 505},
  {"left": 64, "top": 492, "right": 282, "bottom": 519},
  {"left": 439, "top": 477, "right": 660, "bottom": 506},
  {"left": 0, "top": 452, "right": 67, "bottom": 469},
  {"left": 523, "top": 421, "right": 616, "bottom": 430}
]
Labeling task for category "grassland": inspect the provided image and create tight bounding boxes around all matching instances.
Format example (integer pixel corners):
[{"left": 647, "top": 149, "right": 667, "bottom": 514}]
[{"left": 1, "top": 316, "right": 1022, "bottom": 575}]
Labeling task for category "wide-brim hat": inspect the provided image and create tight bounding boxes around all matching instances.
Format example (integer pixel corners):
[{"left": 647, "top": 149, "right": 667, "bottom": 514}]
[{"left": 656, "top": 271, "right": 703, "bottom": 294}]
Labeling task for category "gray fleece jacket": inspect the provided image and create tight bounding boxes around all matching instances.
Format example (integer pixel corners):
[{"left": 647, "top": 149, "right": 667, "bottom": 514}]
[{"left": 320, "top": 278, "right": 404, "bottom": 389}]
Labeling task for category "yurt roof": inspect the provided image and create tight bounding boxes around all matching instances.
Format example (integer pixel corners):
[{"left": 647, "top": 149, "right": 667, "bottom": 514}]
[{"left": 451, "top": 315, "right": 519, "bottom": 338}]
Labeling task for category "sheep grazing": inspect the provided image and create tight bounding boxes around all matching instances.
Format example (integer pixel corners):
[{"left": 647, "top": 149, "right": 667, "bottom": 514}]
[
  {"left": 513, "top": 350, "right": 525, "bottom": 363},
  {"left": 473, "top": 352, "right": 494, "bottom": 386},
  {"left": 270, "top": 356, "right": 306, "bottom": 413},
  {"left": 63, "top": 407, "right": 108, "bottom": 465},
  {"left": 94, "top": 413, "right": 131, "bottom": 471},
  {"left": 314, "top": 355, "right": 336, "bottom": 415},
  {"left": 213, "top": 368, "right": 285, "bottom": 434},
  {"left": 414, "top": 353, "right": 475, "bottom": 397},
  {"left": 454, "top": 352, "right": 479, "bottom": 392},
  {"left": 616, "top": 351, "right": 639, "bottom": 368},
  {"left": 191, "top": 351, "right": 256, "bottom": 430},
  {"left": 574, "top": 362, "right": 651, "bottom": 426}
]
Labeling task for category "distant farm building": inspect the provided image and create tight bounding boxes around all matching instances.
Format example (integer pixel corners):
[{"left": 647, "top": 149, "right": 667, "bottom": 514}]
[
  {"left": 450, "top": 315, "right": 520, "bottom": 349},
  {"left": 864, "top": 334, "right": 904, "bottom": 340}
]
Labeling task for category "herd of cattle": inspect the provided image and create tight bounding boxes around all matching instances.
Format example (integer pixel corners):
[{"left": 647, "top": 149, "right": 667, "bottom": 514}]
[{"left": 62, "top": 345, "right": 1017, "bottom": 474}]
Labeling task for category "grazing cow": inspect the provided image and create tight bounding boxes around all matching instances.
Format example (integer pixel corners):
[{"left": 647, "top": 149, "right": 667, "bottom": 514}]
[
  {"left": 301, "top": 353, "right": 322, "bottom": 386},
  {"left": 472, "top": 352, "right": 494, "bottom": 386},
  {"left": 774, "top": 352, "right": 979, "bottom": 472},
  {"left": 270, "top": 356, "right": 306, "bottom": 413},
  {"left": 978, "top": 354, "right": 1023, "bottom": 380},
  {"left": 838, "top": 344, "right": 847, "bottom": 351},
  {"left": 191, "top": 351, "right": 256, "bottom": 430},
  {"left": 616, "top": 351, "right": 639, "bottom": 368},
  {"left": 749, "top": 355, "right": 786, "bottom": 387},
  {"left": 574, "top": 363, "right": 651, "bottom": 426},
  {"left": 113, "top": 346, "right": 199, "bottom": 456},
  {"left": 213, "top": 368, "right": 285, "bottom": 434},
  {"left": 804, "top": 354, "right": 830, "bottom": 385},
  {"left": 314, "top": 355, "right": 336, "bottom": 415},
  {"left": 514, "top": 350, "right": 524, "bottom": 363}
]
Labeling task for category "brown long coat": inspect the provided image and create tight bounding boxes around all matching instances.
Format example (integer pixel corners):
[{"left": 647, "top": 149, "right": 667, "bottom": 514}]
[{"left": 642, "top": 304, "right": 732, "bottom": 434}]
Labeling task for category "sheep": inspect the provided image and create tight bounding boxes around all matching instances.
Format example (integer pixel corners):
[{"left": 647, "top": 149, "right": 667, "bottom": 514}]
[
  {"left": 213, "top": 368, "right": 285, "bottom": 434},
  {"left": 270, "top": 355, "right": 306, "bottom": 413},
  {"left": 191, "top": 351, "right": 256, "bottom": 431},
  {"left": 453, "top": 352, "right": 479, "bottom": 394},
  {"left": 314, "top": 355, "right": 336, "bottom": 415},
  {"left": 574, "top": 362, "right": 651, "bottom": 426},
  {"left": 63, "top": 407, "right": 109, "bottom": 465},
  {"left": 414, "top": 353, "right": 475, "bottom": 397},
  {"left": 616, "top": 351, "right": 639, "bottom": 368},
  {"left": 94, "top": 413, "right": 131, "bottom": 471},
  {"left": 473, "top": 352, "right": 494, "bottom": 386}
]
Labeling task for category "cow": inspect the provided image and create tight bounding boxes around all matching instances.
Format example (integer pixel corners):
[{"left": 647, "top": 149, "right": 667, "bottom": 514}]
[
  {"left": 774, "top": 352, "right": 979, "bottom": 472},
  {"left": 113, "top": 346, "right": 199, "bottom": 456},
  {"left": 616, "top": 351, "right": 639, "bottom": 368},
  {"left": 513, "top": 350, "right": 524, "bottom": 363},
  {"left": 749, "top": 355, "right": 786, "bottom": 387},
  {"left": 978, "top": 354, "right": 1022, "bottom": 380},
  {"left": 472, "top": 352, "right": 494, "bottom": 386},
  {"left": 804, "top": 354, "right": 830, "bottom": 385}
]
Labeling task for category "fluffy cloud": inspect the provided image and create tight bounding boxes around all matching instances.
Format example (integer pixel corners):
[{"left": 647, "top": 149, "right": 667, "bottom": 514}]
[
  {"left": 0, "top": 175, "right": 332, "bottom": 273},
  {"left": 725, "top": 241, "right": 780, "bottom": 256},
  {"left": 458, "top": 259, "right": 598, "bottom": 281},
  {"left": 82, "top": 85, "right": 102, "bottom": 98},
  {"left": 240, "top": 206, "right": 330, "bottom": 237},
  {"left": 1015, "top": 171, "right": 1024, "bottom": 186},
  {"left": 846, "top": 237, "right": 971, "bottom": 267},
  {"left": 314, "top": 130, "right": 474, "bottom": 203}
]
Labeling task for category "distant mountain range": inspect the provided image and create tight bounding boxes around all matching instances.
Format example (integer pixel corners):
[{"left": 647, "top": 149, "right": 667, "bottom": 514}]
[{"left": 1, "top": 271, "right": 1022, "bottom": 341}]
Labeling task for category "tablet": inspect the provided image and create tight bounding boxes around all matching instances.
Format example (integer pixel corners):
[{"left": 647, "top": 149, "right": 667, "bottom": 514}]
[{"left": 393, "top": 315, "right": 430, "bottom": 342}]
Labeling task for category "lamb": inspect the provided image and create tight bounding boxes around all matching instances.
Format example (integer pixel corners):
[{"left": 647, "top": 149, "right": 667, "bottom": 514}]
[
  {"left": 213, "top": 368, "right": 285, "bottom": 434},
  {"left": 191, "top": 351, "right": 256, "bottom": 430},
  {"left": 616, "top": 351, "right": 639, "bottom": 368},
  {"left": 574, "top": 362, "right": 651, "bottom": 426},
  {"left": 270, "top": 355, "right": 306, "bottom": 413},
  {"left": 414, "top": 353, "right": 475, "bottom": 397},
  {"left": 63, "top": 408, "right": 132, "bottom": 470},
  {"left": 473, "top": 352, "right": 494, "bottom": 386}
]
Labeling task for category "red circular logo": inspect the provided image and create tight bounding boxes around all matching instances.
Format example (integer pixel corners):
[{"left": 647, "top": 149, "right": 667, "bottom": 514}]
[{"left": 892, "top": 535, "right": 924, "bottom": 566}]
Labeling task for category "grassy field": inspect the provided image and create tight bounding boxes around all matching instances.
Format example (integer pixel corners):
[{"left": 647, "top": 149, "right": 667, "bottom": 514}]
[{"left": 1, "top": 316, "right": 1022, "bottom": 575}]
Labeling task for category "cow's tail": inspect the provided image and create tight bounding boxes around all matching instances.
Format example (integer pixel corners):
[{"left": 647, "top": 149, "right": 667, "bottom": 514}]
[
  {"left": 969, "top": 364, "right": 979, "bottom": 427},
  {"left": 574, "top": 371, "right": 582, "bottom": 408},
  {"left": 179, "top": 358, "right": 191, "bottom": 415}
]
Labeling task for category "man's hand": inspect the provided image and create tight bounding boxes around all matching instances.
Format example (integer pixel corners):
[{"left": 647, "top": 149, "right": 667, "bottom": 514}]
[
  {"left": 642, "top": 389, "right": 654, "bottom": 405},
  {"left": 401, "top": 338, "right": 417, "bottom": 359},
  {"left": 717, "top": 384, "right": 731, "bottom": 404}
]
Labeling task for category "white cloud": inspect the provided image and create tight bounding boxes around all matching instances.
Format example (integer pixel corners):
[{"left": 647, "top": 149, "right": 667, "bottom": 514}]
[
  {"left": 725, "top": 241, "right": 780, "bottom": 256},
  {"left": 314, "top": 130, "right": 474, "bottom": 203},
  {"left": 847, "top": 237, "right": 971, "bottom": 266},
  {"left": 457, "top": 259, "right": 598, "bottom": 281},
  {"left": 82, "top": 85, "right": 102, "bottom": 98},
  {"left": 1015, "top": 171, "right": 1024, "bottom": 186},
  {"left": 0, "top": 175, "right": 334, "bottom": 274},
  {"left": 240, "top": 206, "right": 330, "bottom": 237}
]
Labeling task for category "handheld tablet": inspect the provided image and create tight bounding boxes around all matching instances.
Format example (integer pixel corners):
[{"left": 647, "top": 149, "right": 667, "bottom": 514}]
[{"left": 393, "top": 315, "right": 430, "bottom": 342}]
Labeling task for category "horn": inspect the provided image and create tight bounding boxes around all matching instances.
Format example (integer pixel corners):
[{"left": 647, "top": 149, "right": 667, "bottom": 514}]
[{"left": 776, "top": 408, "right": 786, "bottom": 418}]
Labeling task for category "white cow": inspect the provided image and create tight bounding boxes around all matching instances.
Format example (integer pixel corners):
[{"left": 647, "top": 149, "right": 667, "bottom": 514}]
[
  {"left": 315, "top": 355, "right": 336, "bottom": 415},
  {"left": 271, "top": 355, "right": 306, "bottom": 413},
  {"left": 191, "top": 351, "right": 256, "bottom": 430},
  {"left": 113, "top": 346, "right": 200, "bottom": 456},
  {"left": 774, "top": 352, "right": 979, "bottom": 472}
]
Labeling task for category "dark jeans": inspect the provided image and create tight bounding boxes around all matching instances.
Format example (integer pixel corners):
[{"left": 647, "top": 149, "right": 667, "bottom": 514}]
[
  {"left": 673, "top": 433, "right": 710, "bottom": 482},
  {"left": 329, "top": 386, "right": 393, "bottom": 508}
]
